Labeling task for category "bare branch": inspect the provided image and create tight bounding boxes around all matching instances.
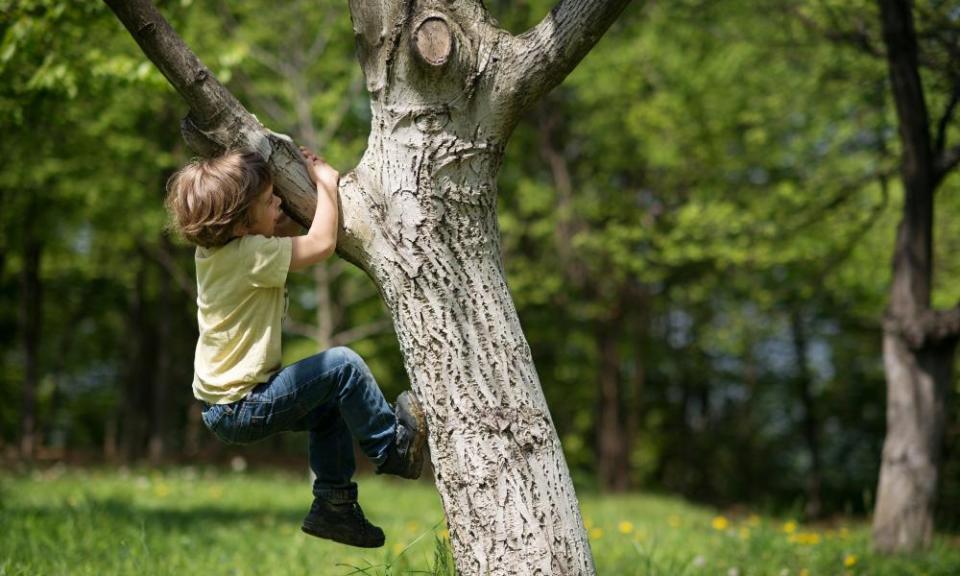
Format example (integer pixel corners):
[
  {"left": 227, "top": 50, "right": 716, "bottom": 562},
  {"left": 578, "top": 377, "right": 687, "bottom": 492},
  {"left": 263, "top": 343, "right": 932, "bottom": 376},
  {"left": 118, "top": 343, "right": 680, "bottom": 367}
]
[
  {"left": 143, "top": 242, "right": 197, "bottom": 301},
  {"left": 283, "top": 317, "right": 319, "bottom": 341},
  {"left": 936, "top": 144, "right": 960, "bottom": 183},
  {"left": 332, "top": 319, "right": 393, "bottom": 347},
  {"left": 316, "top": 72, "right": 364, "bottom": 150},
  {"left": 497, "top": 0, "right": 633, "bottom": 115},
  {"left": 792, "top": 0, "right": 885, "bottom": 58},
  {"left": 934, "top": 79, "right": 960, "bottom": 155}
]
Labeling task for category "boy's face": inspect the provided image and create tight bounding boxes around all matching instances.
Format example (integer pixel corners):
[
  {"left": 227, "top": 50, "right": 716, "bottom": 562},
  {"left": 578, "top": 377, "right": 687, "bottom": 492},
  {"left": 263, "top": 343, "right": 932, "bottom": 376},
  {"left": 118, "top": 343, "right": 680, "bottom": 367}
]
[{"left": 241, "top": 183, "right": 282, "bottom": 237}]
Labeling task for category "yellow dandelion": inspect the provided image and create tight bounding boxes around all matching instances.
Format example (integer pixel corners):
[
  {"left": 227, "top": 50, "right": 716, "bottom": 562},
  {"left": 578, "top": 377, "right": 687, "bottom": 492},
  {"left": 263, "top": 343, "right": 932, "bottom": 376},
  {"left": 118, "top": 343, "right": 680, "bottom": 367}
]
[
  {"left": 405, "top": 520, "right": 420, "bottom": 533},
  {"left": 668, "top": 515, "right": 682, "bottom": 528},
  {"left": 440, "top": 528, "right": 449, "bottom": 539},
  {"left": 618, "top": 521, "right": 635, "bottom": 534},
  {"left": 788, "top": 532, "right": 821, "bottom": 546},
  {"left": 589, "top": 527, "right": 604, "bottom": 540},
  {"left": 712, "top": 516, "right": 729, "bottom": 531},
  {"left": 782, "top": 520, "right": 797, "bottom": 534},
  {"left": 799, "top": 570, "right": 810, "bottom": 576},
  {"left": 392, "top": 543, "right": 405, "bottom": 556},
  {"left": 154, "top": 483, "right": 170, "bottom": 498},
  {"left": 738, "top": 527, "right": 750, "bottom": 540},
  {"left": 207, "top": 486, "right": 223, "bottom": 500},
  {"left": 584, "top": 517, "right": 594, "bottom": 529},
  {"left": 844, "top": 554, "right": 857, "bottom": 568}
]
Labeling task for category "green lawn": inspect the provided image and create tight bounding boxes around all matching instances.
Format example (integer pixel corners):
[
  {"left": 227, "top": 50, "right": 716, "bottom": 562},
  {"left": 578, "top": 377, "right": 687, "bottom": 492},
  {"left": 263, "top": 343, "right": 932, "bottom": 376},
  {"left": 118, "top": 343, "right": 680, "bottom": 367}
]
[{"left": 0, "top": 466, "right": 957, "bottom": 575}]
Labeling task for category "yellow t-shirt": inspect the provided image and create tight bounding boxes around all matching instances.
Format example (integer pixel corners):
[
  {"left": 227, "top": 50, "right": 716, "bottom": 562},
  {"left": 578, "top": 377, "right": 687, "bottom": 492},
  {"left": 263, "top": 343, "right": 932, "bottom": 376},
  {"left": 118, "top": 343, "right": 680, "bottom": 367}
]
[{"left": 192, "top": 235, "right": 293, "bottom": 404}]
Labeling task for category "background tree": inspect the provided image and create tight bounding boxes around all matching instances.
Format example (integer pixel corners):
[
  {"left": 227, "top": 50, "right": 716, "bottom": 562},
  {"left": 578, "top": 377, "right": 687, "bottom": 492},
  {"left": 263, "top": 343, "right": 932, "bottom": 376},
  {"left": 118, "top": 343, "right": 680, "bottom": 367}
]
[{"left": 871, "top": 0, "right": 960, "bottom": 553}]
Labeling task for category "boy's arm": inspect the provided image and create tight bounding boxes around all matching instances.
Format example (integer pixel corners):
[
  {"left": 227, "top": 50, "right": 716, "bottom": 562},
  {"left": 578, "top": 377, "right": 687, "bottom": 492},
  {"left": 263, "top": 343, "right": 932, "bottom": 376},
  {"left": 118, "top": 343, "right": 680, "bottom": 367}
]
[{"left": 290, "top": 147, "right": 340, "bottom": 272}]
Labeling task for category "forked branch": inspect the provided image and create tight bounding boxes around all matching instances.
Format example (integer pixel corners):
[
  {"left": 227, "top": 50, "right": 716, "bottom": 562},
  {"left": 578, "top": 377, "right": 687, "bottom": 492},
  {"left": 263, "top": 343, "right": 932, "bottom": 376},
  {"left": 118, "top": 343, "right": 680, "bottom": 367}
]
[{"left": 497, "top": 0, "right": 634, "bottom": 116}]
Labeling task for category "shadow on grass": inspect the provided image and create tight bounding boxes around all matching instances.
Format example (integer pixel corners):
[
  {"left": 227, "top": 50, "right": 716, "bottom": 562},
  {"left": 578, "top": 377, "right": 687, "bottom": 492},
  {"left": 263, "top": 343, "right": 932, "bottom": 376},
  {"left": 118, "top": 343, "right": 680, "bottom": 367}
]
[{"left": 6, "top": 497, "right": 306, "bottom": 533}]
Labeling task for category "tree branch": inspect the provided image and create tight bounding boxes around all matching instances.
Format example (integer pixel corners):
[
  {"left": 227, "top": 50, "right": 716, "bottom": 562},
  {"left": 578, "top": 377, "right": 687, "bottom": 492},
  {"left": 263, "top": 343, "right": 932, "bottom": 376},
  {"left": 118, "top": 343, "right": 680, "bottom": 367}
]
[
  {"left": 885, "top": 305, "right": 960, "bottom": 349},
  {"left": 283, "top": 317, "right": 320, "bottom": 341},
  {"left": 936, "top": 144, "right": 960, "bottom": 184},
  {"left": 143, "top": 241, "right": 196, "bottom": 301},
  {"left": 788, "top": 1, "right": 884, "bottom": 59},
  {"left": 933, "top": 78, "right": 959, "bottom": 155},
  {"left": 497, "top": 0, "right": 633, "bottom": 115},
  {"left": 332, "top": 319, "right": 394, "bottom": 347},
  {"left": 103, "top": 0, "right": 322, "bottom": 231}
]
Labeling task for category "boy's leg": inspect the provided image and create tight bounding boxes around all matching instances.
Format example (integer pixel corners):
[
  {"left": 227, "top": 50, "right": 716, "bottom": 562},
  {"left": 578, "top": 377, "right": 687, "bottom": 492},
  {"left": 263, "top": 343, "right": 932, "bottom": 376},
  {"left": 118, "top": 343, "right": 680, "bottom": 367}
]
[{"left": 226, "top": 347, "right": 395, "bottom": 548}]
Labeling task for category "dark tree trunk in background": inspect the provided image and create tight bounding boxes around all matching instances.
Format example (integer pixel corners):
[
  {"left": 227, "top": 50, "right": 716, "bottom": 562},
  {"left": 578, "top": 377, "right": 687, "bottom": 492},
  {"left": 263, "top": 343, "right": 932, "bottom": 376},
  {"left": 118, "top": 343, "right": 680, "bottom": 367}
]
[
  {"left": 597, "top": 308, "right": 629, "bottom": 492},
  {"left": 121, "top": 259, "right": 151, "bottom": 462},
  {"left": 872, "top": 0, "right": 960, "bottom": 553},
  {"left": 149, "top": 239, "right": 173, "bottom": 464},
  {"left": 790, "top": 310, "right": 823, "bottom": 519},
  {"left": 19, "top": 193, "right": 42, "bottom": 459}
]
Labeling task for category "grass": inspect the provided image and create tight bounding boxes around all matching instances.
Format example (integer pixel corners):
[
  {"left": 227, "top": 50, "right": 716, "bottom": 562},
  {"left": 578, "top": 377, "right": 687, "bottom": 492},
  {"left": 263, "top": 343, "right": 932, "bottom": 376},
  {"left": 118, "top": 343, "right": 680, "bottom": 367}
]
[{"left": 1, "top": 465, "right": 958, "bottom": 575}]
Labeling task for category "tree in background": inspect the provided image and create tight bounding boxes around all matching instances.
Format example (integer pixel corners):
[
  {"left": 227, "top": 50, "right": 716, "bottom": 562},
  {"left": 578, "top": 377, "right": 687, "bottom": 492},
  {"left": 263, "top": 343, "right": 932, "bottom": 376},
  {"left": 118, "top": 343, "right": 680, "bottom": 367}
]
[{"left": 872, "top": 0, "right": 960, "bottom": 553}]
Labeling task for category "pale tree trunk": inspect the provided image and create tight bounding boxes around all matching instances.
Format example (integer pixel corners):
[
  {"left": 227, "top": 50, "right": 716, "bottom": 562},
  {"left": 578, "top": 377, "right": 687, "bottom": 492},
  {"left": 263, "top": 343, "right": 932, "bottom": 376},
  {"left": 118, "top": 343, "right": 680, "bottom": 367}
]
[
  {"left": 105, "top": 0, "right": 631, "bottom": 572},
  {"left": 872, "top": 0, "right": 960, "bottom": 553}
]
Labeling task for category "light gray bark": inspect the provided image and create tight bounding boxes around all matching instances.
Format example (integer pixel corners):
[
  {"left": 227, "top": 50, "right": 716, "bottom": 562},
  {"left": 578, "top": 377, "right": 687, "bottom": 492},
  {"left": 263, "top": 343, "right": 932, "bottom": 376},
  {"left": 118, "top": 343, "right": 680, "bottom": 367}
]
[
  {"left": 872, "top": 0, "right": 959, "bottom": 553},
  {"left": 105, "top": 0, "right": 632, "bottom": 572}
]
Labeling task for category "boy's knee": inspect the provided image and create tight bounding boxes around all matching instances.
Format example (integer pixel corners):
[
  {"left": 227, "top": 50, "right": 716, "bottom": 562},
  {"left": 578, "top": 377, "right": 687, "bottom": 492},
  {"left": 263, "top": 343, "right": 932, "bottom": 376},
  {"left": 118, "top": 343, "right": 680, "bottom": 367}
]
[{"left": 331, "top": 346, "right": 365, "bottom": 372}]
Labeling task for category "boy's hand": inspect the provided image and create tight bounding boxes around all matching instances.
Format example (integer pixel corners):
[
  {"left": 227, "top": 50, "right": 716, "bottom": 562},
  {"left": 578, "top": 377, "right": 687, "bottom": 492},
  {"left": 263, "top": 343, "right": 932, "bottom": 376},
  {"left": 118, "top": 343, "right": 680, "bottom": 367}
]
[{"left": 300, "top": 146, "right": 340, "bottom": 194}]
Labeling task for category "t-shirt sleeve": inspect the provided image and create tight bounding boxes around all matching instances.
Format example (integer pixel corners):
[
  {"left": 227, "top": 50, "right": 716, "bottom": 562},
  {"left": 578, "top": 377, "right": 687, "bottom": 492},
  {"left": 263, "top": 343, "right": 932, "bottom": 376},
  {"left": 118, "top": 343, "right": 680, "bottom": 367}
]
[{"left": 243, "top": 236, "right": 293, "bottom": 288}]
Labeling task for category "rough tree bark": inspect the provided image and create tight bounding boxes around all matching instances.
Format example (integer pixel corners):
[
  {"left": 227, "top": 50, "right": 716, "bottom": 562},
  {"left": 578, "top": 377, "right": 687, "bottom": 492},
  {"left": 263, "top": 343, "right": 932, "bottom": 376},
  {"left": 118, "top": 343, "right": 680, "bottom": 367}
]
[
  {"left": 104, "top": 0, "right": 631, "bottom": 572},
  {"left": 872, "top": 0, "right": 960, "bottom": 553}
]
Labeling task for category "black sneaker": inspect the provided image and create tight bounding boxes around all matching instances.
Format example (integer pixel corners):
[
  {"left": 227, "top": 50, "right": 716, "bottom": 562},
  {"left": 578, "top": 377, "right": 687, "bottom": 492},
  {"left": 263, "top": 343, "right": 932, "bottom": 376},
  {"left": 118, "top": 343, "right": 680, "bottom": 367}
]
[
  {"left": 301, "top": 498, "right": 385, "bottom": 548},
  {"left": 376, "top": 391, "right": 427, "bottom": 480}
]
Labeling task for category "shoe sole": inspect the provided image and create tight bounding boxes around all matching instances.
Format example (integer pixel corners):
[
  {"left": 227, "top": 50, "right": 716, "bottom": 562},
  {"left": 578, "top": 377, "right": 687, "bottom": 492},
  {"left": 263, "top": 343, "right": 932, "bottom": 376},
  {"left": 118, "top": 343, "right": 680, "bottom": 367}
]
[
  {"left": 301, "top": 523, "right": 385, "bottom": 548},
  {"left": 396, "top": 391, "right": 427, "bottom": 479}
]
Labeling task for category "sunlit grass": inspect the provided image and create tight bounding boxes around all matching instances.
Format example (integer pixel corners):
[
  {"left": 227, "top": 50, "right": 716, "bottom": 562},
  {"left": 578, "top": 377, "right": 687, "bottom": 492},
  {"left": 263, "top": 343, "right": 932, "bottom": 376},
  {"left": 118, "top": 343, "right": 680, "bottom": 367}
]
[{"left": 1, "top": 466, "right": 957, "bottom": 575}]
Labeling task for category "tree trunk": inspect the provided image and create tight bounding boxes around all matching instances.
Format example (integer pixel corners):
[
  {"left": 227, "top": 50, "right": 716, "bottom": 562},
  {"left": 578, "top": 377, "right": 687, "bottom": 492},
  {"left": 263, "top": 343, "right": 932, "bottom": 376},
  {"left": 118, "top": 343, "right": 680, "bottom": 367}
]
[
  {"left": 105, "top": 0, "right": 631, "bottom": 571},
  {"left": 790, "top": 309, "right": 823, "bottom": 519},
  {"left": 149, "top": 240, "right": 172, "bottom": 464},
  {"left": 597, "top": 316, "right": 629, "bottom": 492},
  {"left": 19, "top": 193, "right": 42, "bottom": 460},
  {"left": 121, "top": 257, "right": 150, "bottom": 462},
  {"left": 874, "top": 334, "right": 953, "bottom": 550},
  {"left": 872, "top": 0, "right": 959, "bottom": 553}
]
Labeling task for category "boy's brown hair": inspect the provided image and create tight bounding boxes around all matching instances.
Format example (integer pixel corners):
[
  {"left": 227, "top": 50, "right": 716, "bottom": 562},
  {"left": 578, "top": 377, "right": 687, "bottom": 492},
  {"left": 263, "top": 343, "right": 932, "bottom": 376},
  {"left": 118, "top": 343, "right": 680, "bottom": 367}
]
[{"left": 165, "top": 150, "right": 272, "bottom": 248}]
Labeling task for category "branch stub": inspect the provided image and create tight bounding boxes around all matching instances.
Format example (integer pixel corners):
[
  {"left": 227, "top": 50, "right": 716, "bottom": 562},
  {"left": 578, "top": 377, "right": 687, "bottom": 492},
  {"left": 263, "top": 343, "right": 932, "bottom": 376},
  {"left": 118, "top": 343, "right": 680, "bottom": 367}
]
[{"left": 413, "top": 15, "right": 453, "bottom": 67}]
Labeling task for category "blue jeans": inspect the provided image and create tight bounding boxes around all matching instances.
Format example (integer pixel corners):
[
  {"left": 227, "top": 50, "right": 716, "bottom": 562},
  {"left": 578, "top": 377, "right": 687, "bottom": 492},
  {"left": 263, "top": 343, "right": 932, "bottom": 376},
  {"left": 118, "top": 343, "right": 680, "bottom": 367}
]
[{"left": 200, "top": 346, "right": 396, "bottom": 504}]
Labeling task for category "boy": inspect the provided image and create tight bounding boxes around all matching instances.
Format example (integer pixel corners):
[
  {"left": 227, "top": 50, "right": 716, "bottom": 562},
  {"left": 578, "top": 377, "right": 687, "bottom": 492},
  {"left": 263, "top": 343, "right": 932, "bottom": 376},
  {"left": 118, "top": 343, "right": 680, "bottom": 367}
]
[{"left": 165, "top": 148, "right": 426, "bottom": 549}]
